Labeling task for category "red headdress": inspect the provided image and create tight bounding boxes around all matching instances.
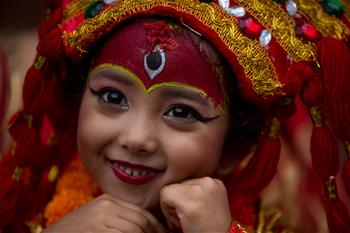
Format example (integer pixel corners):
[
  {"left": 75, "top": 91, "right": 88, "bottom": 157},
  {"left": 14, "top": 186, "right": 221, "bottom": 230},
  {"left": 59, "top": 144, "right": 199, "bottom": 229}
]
[{"left": 1, "top": 0, "right": 350, "bottom": 232}]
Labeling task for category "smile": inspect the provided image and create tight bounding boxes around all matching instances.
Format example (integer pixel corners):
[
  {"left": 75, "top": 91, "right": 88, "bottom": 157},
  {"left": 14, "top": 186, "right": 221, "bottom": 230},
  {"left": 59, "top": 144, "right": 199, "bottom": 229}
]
[{"left": 108, "top": 160, "right": 162, "bottom": 185}]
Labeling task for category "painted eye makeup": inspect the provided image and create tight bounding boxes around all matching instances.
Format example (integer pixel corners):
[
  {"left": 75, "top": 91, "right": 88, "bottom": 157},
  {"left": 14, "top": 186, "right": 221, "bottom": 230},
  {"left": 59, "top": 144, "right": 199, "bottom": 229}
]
[
  {"left": 89, "top": 86, "right": 128, "bottom": 108},
  {"left": 164, "top": 104, "right": 219, "bottom": 123}
]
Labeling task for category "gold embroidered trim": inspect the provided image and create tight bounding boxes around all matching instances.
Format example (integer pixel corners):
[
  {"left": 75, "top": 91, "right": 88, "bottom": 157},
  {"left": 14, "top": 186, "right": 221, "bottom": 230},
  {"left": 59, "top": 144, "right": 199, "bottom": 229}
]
[
  {"left": 63, "top": 0, "right": 95, "bottom": 19},
  {"left": 64, "top": 0, "right": 283, "bottom": 97},
  {"left": 295, "top": 0, "right": 350, "bottom": 40},
  {"left": 236, "top": 0, "right": 316, "bottom": 62}
]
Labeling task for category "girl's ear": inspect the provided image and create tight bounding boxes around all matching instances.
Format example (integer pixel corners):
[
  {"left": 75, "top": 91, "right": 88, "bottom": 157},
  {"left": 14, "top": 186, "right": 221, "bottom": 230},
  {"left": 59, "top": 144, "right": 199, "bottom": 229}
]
[
  {"left": 216, "top": 150, "right": 237, "bottom": 176},
  {"left": 216, "top": 136, "right": 241, "bottom": 177},
  {"left": 216, "top": 132, "right": 255, "bottom": 177}
]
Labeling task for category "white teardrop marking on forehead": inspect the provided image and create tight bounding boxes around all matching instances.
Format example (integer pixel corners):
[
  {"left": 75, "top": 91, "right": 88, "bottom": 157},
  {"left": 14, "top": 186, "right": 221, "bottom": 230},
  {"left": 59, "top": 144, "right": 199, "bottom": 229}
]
[{"left": 144, "top": 45, "right": 166, "bottom": 80}]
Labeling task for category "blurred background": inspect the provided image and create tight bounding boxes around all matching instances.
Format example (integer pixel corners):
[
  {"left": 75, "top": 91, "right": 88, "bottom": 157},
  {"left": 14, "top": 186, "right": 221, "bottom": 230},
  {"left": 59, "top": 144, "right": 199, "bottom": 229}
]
[{"left": 0, "top": 0, "right": 43, "bottom": 153}]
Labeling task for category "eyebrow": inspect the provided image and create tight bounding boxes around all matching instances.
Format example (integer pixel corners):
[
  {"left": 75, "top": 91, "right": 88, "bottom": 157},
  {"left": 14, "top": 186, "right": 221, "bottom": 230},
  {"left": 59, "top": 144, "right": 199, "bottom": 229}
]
[
  {"left": 89, "top": 69, "right": 135, "bottom": 86},
  {"left": 159, "top": 88, "right": 211, "bottom": 107},
  {"left": 89, "top": 66, "right": 213, "bottom": 107}
]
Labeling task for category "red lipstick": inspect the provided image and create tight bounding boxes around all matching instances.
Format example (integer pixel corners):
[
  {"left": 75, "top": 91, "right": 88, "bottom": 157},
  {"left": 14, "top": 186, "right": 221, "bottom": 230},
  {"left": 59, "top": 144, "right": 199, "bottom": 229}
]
[{"left": 109, "top": 160, "right": 162, "bottom": 185}]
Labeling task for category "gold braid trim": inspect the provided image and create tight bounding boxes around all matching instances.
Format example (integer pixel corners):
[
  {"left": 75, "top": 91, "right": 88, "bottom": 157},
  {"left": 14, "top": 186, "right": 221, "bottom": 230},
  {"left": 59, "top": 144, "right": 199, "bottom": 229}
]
[
  {"left": 295, "top": 0, "right": 350, "bottom": 40},
  {"left": 63, "top": 0, "right": 94, "bottom": 19},
  {"left": 235, "top": 0, "right": 316, "bottom": 62},
  {"left": 257, "top": 208, "right": 294, "bottom": 233},
  {"left": 63, "top": 0, "right": 283, "bottom": 97}
]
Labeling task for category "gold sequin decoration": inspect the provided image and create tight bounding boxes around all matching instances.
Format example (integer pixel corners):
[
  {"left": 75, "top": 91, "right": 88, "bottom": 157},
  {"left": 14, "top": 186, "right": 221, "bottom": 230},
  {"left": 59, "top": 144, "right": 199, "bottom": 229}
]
[
  {"left": 12, "top": 166, "right": 23, "bottom": 181},
  {"left": 64, "top": 0, "right": 283, "bottom": 97},
  {"left": 268, "top": 118, "right": 280, "bottom": 139},
  {"left": 63, "top": 0, "right": 95, "bottom": 19},
  {"left": 24, "top": 114, "right": 34, "bottom": 128},
  {"left": 325, "top": 176, "right": 337, "bottom": 201},
  {"left": 310, "top": 106, "right": 323, "bottom": 127},
  {"left": 295, "top": 0, "right": 350, "bottom": 40},
  {"left": 236, "top": 0, "right": 316, "bottom": 62},
  {"left": 34, "top": 56, "right": 46, "bottom": 70},
  {"left": 11, "top": 142, "right": 17, "bottom": 156},
  {"left": 47, "top": 131, "right": 58, "bottom": 145},
  {"left": 48, "top": 165, "right": 59, "bottom": 183}
]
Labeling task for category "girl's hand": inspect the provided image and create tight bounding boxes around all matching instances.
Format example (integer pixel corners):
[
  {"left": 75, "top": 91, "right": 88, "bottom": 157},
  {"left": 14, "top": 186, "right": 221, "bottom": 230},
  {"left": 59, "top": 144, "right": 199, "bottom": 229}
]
[
  {"left": 43, "top": 194, "right": 166, "bottom": 233},
  {"left": 160, "top": 177, "right": 232, "bottom": 233}
]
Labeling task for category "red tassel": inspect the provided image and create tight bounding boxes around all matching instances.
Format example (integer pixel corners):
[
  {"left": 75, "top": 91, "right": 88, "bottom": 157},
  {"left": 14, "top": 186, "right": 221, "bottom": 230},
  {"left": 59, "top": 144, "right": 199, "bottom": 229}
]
[
  {"left": 324, "top": 199, "right": 350, "bottom": 233},
  {"left": 22, "top": 65, "right": 45, "bottom": 114},
  {"left": 317, "top": 37, "right": 350, "bottom": 141},
  {"left": 39, "top": 7, "right": 63, "bottom": 40},
  {"left": 342, "top": 157, "right": 350, "bottom": 196},
  {"left": 310, "top": 125, "right": 339, "bottom": 181},
  {"left": 0, "top": 155, "right": 23, "bottom": 226},
  {"left": 228, "top": 118, "right": 281, "bottom": 196},
  {"left": 37, "top": 28, "right": 64, "bottom": 63},
  {"left": 301, "top": 69, "right": 350, "bottom": 232},
  {"left": 34, "top": 165, "right": 58, "bottom": 212},
  {"left": 8, "top": 112, "right": 42, "bottom": 165}
]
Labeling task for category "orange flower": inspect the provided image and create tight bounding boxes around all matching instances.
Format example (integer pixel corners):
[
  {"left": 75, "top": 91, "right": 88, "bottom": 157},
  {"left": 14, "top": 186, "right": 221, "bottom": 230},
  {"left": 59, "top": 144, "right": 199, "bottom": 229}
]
[{"left": 44, "top": 156, "right": 100, "bottom": 226}]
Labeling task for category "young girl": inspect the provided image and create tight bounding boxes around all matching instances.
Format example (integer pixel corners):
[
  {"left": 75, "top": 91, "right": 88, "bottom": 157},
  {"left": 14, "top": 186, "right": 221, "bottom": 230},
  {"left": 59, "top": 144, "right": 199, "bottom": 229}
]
[{"left": 1, "top": 0, "right": 350, "bottom": 232}]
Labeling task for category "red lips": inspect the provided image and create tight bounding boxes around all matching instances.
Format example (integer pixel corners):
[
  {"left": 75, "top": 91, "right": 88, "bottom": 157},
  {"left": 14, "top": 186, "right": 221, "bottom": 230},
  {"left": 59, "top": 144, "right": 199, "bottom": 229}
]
[{"left": 109, "top": 160, "right": 162, "bottom": 185}]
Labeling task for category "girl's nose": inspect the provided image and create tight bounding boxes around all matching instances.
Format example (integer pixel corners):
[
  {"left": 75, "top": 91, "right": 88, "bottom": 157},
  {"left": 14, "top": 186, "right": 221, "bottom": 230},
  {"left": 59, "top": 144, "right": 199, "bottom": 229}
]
[{"left": 118, "top": 114, "right": 158, "bottom": 155}]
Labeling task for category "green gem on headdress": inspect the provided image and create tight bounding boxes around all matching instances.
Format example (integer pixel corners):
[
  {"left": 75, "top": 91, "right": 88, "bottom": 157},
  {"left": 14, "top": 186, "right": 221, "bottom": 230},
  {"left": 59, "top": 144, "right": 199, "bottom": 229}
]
[
  {"left": 84, "top": 1, "right": 106, "bottom": 19},
  {"left": 320, "top": 0, "right": 344, "bottom": 17}
]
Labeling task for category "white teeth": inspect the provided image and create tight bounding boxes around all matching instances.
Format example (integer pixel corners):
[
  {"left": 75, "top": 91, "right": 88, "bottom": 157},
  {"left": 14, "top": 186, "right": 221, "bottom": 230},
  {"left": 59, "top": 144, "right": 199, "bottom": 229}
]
[
  {"left": 141, "top": 171, "right": 148, "bottom": 176},
  {"left": 125, "top": 168, "right": 132, "bottom": 175},
  {"left": 132, "top": 170, "right": 140, "bottom": 176},
  {"left": 113, "top": 162, "right": 156, "bottom": 177}
]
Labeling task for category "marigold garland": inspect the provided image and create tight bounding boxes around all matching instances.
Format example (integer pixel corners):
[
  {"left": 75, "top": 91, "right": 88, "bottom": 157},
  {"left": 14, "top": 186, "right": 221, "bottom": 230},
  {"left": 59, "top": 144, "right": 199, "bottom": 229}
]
[{"left": 43, "top": 155, "right": 100, "bottom": 226}]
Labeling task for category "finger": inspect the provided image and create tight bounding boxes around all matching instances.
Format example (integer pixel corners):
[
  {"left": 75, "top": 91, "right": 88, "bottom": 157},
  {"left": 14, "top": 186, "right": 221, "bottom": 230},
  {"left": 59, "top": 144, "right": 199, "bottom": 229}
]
[
  {"left": 160, "top": 185, "right": 186, "bottom": 232},
  {"left": 160, "top": 202, "right": 181, "bottom": 232},
  {"left": 105, "top": 215, "right": 144, "bottom": 233},
  {"left": 101, "top": 194, "right": 166, "bottom": 233}
]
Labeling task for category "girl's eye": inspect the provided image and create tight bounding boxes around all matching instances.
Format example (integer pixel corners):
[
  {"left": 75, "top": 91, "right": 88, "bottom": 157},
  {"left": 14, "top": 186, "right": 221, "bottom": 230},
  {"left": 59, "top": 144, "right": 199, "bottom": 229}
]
[
  {"left": 164, "top": 105, "right": 218, "bottom": 123},
  {"left": 89, "top": 87, "right": 128, "bottom": 107}
]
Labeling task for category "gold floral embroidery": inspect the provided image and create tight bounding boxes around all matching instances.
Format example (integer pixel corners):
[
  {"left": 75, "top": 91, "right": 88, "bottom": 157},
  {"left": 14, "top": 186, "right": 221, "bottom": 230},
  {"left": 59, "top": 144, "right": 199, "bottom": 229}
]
[
  {"left": 63, "top": 0, "right": 283, "bottom": 97},
  {"left": 295, "top": 0, "right": 350, "bottom": 40},
  {"left": 235, "top": 0, "right": 316, "bottom": 62}
]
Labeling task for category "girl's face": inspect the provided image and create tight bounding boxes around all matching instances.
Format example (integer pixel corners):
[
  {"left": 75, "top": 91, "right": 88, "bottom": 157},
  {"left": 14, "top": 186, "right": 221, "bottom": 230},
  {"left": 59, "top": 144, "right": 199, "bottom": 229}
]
[{"left": 77, "top": 19, "right": 230, "bottom": 210}]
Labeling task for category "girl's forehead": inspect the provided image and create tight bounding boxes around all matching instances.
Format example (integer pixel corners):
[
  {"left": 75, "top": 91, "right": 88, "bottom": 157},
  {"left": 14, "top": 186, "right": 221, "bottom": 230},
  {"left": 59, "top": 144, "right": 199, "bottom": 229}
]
[{"left": 90, "top": 18, "right": 227, "bottom": 106}]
